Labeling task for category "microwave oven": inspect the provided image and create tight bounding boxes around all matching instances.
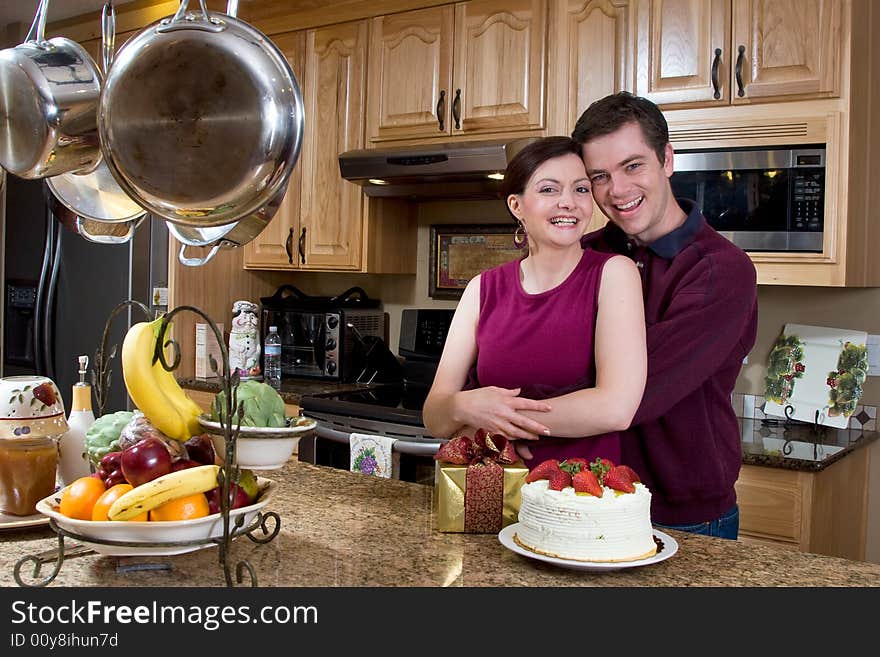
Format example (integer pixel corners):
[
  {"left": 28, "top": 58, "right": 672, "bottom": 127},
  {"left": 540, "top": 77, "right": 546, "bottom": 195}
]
[
  {"left": 670, "top": 145, "right": 825, "bottom": 252},
  {"left": 260, "top": 286, "right": 386, "bottom": 382}
]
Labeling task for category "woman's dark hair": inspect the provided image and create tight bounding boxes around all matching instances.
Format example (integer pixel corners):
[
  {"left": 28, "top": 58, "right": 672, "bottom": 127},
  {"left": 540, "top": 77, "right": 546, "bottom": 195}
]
[
  {"left": 571, "top": 91, "right": 669, "bottom": 165},
  {"left": 501, "top": 136, "right": 583, "bottom": 222}
]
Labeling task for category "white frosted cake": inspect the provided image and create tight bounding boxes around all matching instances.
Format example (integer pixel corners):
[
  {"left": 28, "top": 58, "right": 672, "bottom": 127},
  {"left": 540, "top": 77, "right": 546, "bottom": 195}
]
[{"left": 515, "top": 478, "right": 656, "bottom": 562}]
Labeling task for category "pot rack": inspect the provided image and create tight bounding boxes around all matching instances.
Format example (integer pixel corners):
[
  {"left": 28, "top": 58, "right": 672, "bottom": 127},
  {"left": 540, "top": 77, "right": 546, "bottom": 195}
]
[{"left": 13, "top": 300, "right": 280, "bottom": 587}]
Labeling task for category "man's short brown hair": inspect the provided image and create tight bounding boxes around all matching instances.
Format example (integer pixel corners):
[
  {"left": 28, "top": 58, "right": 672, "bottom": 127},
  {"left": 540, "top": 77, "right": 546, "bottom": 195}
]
[{"left": 571, "top": 91, "right": 669, "bottom": 164}]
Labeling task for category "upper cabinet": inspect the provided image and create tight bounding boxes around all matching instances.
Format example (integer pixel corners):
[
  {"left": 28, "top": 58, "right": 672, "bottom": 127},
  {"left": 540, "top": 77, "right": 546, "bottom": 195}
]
[
  {"left": 243, "top": 32, "right": 307, "bottom": 270},
  {"left": 546, "top": 0, "right": 633, "bottom": 139},
  {"left": 298, "top": 20, "right": 367, "bottom": 270},
  {"left": 634, "top": 0, "right": 842, "bottom": 108},
  {"left": 245, "top": 24, "right": 364, "bottom": 271},
  {"left": 367, "top": 0, "right": 548, "bottom": 144},
  {"left": 245, "top": 22, "right": 416, "bottom": 273}
]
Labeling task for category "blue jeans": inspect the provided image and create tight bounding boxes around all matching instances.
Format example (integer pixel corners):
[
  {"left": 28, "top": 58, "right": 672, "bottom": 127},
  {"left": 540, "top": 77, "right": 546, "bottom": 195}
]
[{"left": 653, "top": 504, "right": 739, "bottom": 540}]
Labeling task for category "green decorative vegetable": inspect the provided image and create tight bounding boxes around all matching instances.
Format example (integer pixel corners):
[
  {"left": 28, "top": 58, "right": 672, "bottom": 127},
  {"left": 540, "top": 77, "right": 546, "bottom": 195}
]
[
  {"left": 211, "top": 380, "right": 286, "bottom": 428},
  {"left": 84, "top": 410, "right": 135, "bottom": 468}
]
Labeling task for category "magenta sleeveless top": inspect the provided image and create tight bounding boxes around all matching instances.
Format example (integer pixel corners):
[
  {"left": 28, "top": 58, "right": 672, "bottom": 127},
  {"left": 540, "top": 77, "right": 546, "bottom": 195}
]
[{"left": 467, "top": 248, "right": 621, "bottom": 468}]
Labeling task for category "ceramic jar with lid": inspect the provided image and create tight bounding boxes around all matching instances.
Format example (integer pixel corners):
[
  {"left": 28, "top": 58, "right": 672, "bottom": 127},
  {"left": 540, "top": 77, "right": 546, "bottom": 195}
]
[{"left": 0, "top": 376, "right": 69, "bottom": 515}]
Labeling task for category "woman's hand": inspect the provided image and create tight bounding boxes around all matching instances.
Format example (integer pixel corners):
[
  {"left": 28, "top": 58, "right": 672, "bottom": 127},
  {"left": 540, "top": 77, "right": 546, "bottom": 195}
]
[
  {"left": 513, "top": 442, "right": 534, "bottom": 462},
  {"left": 454, "top": 387, "right": 551, "bottom": 441}
]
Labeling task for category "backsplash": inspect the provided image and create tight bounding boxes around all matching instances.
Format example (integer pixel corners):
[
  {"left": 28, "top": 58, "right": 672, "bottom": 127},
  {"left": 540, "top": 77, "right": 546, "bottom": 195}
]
[{"left": 733, "top": 393, "right": 877, "bottom": 431}]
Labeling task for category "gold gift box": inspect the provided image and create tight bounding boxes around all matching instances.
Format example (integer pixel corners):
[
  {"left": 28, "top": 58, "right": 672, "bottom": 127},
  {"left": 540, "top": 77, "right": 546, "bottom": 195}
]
[{"left": 434, "top": 460, "right": 528, "bottom": 533}]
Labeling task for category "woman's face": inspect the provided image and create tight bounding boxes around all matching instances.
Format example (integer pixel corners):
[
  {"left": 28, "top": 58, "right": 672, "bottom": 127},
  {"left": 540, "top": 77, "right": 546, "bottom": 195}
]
[{"left": 507, "top": 152, "right": 592, "bottom": 250}]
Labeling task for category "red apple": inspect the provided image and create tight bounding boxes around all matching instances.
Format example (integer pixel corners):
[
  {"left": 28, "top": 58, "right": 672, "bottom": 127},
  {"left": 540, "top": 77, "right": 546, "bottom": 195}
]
[
  {"left": 204, "top": 483, "right": 252, "bottom": 515},
  {"left": 184, "top": 434, "right": 216, "bottom": 466},
  {"left": 121, "top": 438, "right": 172, "bottom": 487},
  {"left": 171, "top": 459, "right": 200, "bottom": 472}
]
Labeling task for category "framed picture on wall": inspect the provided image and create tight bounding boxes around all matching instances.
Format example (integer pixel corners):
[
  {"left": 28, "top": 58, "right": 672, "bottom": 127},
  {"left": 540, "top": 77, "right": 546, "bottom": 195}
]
[{"left": 428, "top": 224, "right": 521, "bottom": 299}]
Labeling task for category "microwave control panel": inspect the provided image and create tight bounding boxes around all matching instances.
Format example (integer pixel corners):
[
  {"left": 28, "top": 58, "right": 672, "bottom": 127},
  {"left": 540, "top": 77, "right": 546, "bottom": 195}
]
[{"left": 791, "top": 170, "right": 824, "bottom": 231}]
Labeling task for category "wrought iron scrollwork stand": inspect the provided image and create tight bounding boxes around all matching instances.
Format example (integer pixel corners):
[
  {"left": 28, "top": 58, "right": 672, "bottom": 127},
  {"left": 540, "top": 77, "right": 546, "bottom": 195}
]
[
  {"left": 14, "top": 301, "right": 280, "bottom": 587},
  {"left": 768, "top": 405, "right": 826, "bottom": 457}
]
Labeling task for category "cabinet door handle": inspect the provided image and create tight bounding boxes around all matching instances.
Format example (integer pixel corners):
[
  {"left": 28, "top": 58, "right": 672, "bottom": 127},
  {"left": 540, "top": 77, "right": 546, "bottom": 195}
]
[
  {"left": 285, "top": 227, "right": 294, "bottom": 265},
  {"left": 436, "top": 89, "right": 446, "bottom": 131},
  {"left": 735, "top": 44, "right": 746, "bottom": 97},
  {"left": 711, "top": 47, "right": 722, "bottom": 99},
  {"left": 298, "top": 226, "right": 307, "bottom": 265},
  {"left": 452, "top": 88, "right": 461, "bottom": 130}
]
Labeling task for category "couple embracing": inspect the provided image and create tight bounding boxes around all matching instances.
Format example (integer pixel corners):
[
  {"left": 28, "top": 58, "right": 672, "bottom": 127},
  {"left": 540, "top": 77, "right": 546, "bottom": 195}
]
[{"left": 423, "top": 92, "right": 758, "bottom": 541}]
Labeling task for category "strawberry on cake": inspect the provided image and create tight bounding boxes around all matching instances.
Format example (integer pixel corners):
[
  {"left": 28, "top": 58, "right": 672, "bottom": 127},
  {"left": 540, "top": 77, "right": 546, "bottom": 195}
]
[{"left": 514, "top": 457, "right": 656, "bottom": 563}]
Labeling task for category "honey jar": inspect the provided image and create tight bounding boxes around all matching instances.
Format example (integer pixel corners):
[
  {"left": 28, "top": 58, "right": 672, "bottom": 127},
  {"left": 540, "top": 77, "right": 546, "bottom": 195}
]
[{"left": 0, "top": 437, "right": 58, "bottom": 516}]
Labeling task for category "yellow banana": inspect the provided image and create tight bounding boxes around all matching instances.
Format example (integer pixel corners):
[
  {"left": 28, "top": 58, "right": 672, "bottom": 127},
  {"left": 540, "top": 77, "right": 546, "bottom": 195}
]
[
  {"left": 122, "top": 318, "right": 187, "bottom": 439},
  {"left": 152, "top": 325, "right": 202, "bottom": 439},
  {"left": 108, "top": 465, "right": 220, "bottom": 521}
]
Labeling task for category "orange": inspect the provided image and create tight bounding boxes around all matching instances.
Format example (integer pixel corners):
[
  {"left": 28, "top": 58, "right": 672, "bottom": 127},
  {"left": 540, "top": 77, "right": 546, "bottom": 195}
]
[
  {"left": 59, "top": 476, "right": 107, "bottom": 520},
  {"left": 149, "top": 492, "right": 210, "bottom": 522},
  {"left": 91, "top": 484, "right": 148, "bottom": 522}
]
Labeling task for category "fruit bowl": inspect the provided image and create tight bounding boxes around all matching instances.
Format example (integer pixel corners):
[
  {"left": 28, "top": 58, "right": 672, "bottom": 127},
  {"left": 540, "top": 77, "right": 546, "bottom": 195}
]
[
  {"left": 35, "top": 478, "right": 275, "bottom": 557},
  {"left": 197, "top": 415, "right": 317, "bottom": 470}
]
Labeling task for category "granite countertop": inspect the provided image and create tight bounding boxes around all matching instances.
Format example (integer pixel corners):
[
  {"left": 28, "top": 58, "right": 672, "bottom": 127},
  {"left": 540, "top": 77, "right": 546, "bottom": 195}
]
[
  {"left": 740, "top": 417, "right": 878, "bottom": 472},
  {"left": 2, "top": 461, "right": 879, "bottom": 587}
]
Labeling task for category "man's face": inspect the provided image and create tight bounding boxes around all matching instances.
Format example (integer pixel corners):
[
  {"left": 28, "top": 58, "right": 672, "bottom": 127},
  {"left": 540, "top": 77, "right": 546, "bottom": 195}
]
[{"left": 580, "top": 122, "right": 677, "bottom": 245}]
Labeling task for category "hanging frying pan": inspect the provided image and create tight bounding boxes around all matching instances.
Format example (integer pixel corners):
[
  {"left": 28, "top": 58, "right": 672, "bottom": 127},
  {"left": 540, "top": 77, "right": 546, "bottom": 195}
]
[
  {"left": 98, "top": 0, "right": 304, "bottom": 228},
  {"left": 0, "top": 0, "right": 103, "bottom": 179},
  {"left": 46, "top": 2, "right": 147, "bottom": 225}
]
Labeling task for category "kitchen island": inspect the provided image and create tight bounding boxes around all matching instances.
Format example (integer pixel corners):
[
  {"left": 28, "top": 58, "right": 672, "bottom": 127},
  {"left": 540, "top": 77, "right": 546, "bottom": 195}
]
[{"left": 1, "top": 461, "right": 878, "bottom": 587}]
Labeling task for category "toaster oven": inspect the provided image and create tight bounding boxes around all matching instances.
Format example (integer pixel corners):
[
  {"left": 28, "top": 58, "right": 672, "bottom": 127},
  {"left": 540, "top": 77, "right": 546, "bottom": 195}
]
[{"left": 260, "top": 286, "right": 385, "bottom": 382}]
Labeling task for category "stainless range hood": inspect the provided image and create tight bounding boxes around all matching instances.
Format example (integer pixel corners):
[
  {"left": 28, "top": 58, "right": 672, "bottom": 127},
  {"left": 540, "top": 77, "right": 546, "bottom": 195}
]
[{"left": 338, "top": 138, "right": 536, "bottom": 199}]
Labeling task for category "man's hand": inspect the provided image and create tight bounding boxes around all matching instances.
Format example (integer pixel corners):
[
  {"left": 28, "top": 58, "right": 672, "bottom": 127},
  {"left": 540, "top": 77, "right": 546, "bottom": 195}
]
[{"left": 454, "top": 387, "right": 551, "bottom": 441}]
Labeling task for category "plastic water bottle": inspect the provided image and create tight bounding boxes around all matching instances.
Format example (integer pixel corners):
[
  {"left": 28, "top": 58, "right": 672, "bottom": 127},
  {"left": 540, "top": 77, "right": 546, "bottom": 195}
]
[{"left": 264, "top": 326, "right": 282, "bottom": 389}]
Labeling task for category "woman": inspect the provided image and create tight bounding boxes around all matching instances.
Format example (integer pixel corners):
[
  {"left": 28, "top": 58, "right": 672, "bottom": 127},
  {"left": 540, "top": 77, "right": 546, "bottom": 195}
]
[{"left": 422, "top": 136, "right": 647, "bottom": 466}]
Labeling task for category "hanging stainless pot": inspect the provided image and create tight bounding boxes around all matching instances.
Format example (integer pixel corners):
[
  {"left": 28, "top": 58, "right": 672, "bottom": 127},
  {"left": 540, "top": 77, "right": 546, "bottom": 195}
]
[
  {"left": 46, "top": 2, "right": 147, "bottom": 225},
  {"left": 167, "top": 176, "right": 288, "bottom": 266},
  {"left": 0, "top": 0, "right": 103, "bottom": 179},
  {"left": 48, "top": 185, "right": 144, "bottom": 245},
  {"left": 98, "top": 0, "right": 304, "bottom": 228}
]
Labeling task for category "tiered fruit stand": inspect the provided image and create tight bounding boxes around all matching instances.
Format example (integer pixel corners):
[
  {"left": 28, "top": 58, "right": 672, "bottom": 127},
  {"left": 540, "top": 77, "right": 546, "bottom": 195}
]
[{"left": 13, "top": 301, "right": 280, "bottom": 587}]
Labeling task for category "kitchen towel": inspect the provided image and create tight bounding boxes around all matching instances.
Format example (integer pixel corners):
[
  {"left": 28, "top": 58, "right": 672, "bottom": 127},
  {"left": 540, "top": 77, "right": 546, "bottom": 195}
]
[{"left": 350, "top": 433, "right": 398, "bottom": 478}]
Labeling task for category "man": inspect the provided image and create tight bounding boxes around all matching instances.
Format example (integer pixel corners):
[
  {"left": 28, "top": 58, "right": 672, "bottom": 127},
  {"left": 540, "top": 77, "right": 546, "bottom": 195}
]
[{"left": 571, "top": 92, "right": 758, "bottom": 539}]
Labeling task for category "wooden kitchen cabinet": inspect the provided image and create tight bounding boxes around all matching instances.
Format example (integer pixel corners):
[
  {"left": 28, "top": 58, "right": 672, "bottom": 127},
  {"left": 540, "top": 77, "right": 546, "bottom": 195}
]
[
  {"left": 545, "top": 0, "right": 632, "bottom": 234},
  {"left": 244, "top": 23, "right": 417, "bottom": 274},
  {"left": 246, "top": 21, "right": 366, "bottom": 271},
  {"left": 634, "top": 0, "right": 842, "bottom": 109},
  {"left": 366, "top": 0, "right": 547, "bottom": 144},
  {"left": 546, "top": 0, "right": 632, "bottom": 137},
  {"left": 735, "top": 448, "right": 869, "bottom": 560}
]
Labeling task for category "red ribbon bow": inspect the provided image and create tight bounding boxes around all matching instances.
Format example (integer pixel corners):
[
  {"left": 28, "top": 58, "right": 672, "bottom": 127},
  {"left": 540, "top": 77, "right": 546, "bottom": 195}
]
[
  {"left": 434, "top": 428, "right": 518, "bottom": 466},
  {"left": 435, "top": 429, "right": 518, "bottom": 533}
]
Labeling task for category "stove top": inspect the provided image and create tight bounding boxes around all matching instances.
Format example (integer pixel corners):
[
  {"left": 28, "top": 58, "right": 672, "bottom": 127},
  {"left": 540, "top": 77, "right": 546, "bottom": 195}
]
[
  {"left": 300, "top": 381, "right": 430, "bottom": 427},
  {"left": 299, "top": 308, "right": 453, "bottom": 439}
]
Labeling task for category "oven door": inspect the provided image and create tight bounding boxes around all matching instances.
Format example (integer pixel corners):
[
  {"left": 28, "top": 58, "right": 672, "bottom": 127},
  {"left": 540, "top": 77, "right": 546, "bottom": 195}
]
[
  {"left": 269, "top": 310, "right": 328, "bottom": 378},
  {"left": 299, "top": 410, "right": 443, "bottom": 484}
]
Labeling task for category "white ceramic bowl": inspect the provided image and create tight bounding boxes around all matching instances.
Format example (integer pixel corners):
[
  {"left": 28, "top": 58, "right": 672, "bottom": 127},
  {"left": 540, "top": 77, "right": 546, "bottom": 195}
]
[
  {"left": 198, "top": 415, "right": 316, "bottom": 470},
  {"left": 36, "top": 478, "right": 275, "bottom": 556},
  {"left": 0, "top": 376, "right": 68, "bottom": 439}
]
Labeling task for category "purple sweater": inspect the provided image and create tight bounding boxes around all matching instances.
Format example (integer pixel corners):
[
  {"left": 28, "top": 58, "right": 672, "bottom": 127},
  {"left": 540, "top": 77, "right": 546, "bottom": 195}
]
[
  {"left": 468, "top": 248, "right": 621, "bottom": 467},
  {"left": 582, "top": 200, "right": 758, "bottom": 525}
]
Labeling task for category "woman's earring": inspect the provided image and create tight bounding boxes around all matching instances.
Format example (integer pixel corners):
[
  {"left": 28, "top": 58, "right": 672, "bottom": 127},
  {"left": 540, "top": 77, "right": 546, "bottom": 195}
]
[{"left": 513, "top": 222, "right": 527, "bottom": 249}]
